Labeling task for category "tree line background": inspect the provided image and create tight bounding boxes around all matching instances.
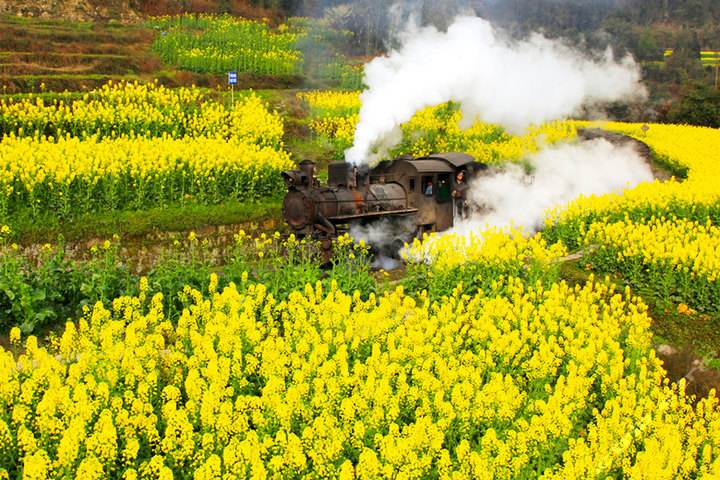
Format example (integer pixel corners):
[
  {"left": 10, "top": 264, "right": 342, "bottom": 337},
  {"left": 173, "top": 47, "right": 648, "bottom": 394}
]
[{"left": 133, "top": 0, "right": 720, "bottom": 126}]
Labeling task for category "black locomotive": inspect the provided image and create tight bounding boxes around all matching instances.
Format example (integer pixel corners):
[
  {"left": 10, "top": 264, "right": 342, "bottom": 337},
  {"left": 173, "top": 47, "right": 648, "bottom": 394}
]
[
  {"left": 281, "top": 128, "right": 658, "bottom": 251},
  {"left": 281, "top": 152, "right": 487, "bottom": 242}
]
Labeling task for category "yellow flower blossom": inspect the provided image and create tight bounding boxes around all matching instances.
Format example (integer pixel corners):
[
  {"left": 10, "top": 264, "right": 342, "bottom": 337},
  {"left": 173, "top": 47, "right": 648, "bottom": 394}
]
[
  {"left": 9, "top": 327, "right": 21, "bottom": 346},
  {"left": 0, "top": 274, "right": 717, "bottom": 477}
]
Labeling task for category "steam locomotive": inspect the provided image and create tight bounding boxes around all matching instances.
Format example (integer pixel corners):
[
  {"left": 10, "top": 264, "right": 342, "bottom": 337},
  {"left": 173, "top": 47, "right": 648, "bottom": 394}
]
[
  {"left": 281, "top": 152, "right": 488, "bottom": 243},
  {"left": 281, "top": 129, "right": 657, "bottom": 252}
]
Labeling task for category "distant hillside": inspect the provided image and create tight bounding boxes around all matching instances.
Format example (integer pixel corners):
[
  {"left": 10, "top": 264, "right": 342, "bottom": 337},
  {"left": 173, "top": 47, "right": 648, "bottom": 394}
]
[
  {"left": 0, "top": 0, "right": 139, "bottom": 22},
  {"left": 0, "top": 0, "right": 279, "bottom": 22}
]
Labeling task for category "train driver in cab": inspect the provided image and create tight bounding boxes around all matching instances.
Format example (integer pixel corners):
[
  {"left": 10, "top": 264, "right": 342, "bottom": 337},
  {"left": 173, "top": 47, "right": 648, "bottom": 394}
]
[
  {"left": 452, "top": 170, "right": 469, "bottom": 219},
  {"left": 424, "top": 180, "right": 433, "bottom": 196}
]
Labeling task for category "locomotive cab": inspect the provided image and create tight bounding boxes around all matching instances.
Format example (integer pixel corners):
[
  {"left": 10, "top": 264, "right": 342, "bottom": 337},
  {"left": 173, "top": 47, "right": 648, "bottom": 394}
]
[{"left": 371, "top": 152, "right": 486, "bottom": 233}]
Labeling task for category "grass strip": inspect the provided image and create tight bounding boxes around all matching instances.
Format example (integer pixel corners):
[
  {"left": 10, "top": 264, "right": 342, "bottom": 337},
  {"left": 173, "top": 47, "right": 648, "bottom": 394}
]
[{"left": 6, "top": 199, "right": 282, "bottom": 244}]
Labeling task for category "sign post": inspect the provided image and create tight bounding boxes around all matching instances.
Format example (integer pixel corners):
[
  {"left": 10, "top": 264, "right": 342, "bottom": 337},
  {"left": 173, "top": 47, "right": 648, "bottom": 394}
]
[{"left": 228, "top": 71, "right": 238, "bottom": 107}]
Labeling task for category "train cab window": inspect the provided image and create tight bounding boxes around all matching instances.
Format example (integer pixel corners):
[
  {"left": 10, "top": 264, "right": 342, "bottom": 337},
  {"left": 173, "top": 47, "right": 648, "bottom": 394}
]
[
  {"left": 437, "top": 173, "right": 451, "bottom": 203},
  {"left": 409, "top": 177, "right": 416, "bottom": 192},
  {"left": 422, "top": 176, "right": 434, "bottom": 196}
]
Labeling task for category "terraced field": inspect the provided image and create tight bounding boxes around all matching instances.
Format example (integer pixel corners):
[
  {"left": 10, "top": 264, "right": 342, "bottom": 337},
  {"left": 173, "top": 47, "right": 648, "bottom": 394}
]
[{"left": 0, "top": 16, "right": 166, "bottom": 93}]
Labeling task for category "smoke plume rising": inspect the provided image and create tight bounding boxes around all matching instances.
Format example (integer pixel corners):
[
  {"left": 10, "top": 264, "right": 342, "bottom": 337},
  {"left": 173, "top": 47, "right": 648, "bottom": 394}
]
[
  {"left": 345, "top": 15, "right": 645, "bottom": 165},
  {"left": 455, "top": 138, "right": 654, "bottom": 234}
]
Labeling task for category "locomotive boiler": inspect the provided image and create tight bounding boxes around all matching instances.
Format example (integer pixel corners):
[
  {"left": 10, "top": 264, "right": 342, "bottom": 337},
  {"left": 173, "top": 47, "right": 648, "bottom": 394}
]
[{"left": 282, "top": 152, "right": 487, "bottom": 241}]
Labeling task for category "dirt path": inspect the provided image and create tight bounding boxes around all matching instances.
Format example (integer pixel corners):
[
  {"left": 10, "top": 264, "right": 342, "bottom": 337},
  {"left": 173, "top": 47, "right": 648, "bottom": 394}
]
[
  {"left": 577, "top": 127, "right": 676, "bottom": 181},
  {"left": 656, "top": 345, "right": 720, "bottom": 400}
]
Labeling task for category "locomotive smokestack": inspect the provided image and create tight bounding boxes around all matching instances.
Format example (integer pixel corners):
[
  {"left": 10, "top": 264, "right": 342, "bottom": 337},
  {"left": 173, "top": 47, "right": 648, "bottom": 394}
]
[{"left": 298, "top": 160, "right": 316, "bottom": 184}]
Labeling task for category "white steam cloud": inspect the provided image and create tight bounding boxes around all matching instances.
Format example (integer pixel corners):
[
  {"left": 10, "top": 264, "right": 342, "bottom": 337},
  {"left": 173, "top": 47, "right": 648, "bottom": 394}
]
[
  {"left": 350, "top": 217, "right": 415, "bottom": 269},
  {"left": 455, "top": 138, "right": 654, "bottom": 235},
  {"left": 345, "top": 15, "right": 645, "bottom": 165}
]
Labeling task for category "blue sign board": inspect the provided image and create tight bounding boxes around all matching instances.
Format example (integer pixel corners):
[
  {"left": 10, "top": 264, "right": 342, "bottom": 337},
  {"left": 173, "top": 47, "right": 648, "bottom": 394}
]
[{"left": 228, "top": 72, "right": 238, "bottom": 85}]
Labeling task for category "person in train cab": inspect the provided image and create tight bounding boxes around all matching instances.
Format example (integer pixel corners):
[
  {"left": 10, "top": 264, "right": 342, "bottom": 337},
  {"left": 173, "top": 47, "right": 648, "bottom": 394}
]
[
  {"left": 452, "top": 170, "right": 469, "bottom": 219},
  {"left": 424, "top": 180, "right": 433, "bottom": 196},
  {"left": 349, "top": 165, "right": 358, "bottom": 189}
]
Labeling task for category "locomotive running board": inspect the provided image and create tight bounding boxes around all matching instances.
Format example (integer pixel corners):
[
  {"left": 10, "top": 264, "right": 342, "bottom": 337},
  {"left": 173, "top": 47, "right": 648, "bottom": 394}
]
[{"left": 329, "top": 208, "right": 419, "bottom": 222}]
